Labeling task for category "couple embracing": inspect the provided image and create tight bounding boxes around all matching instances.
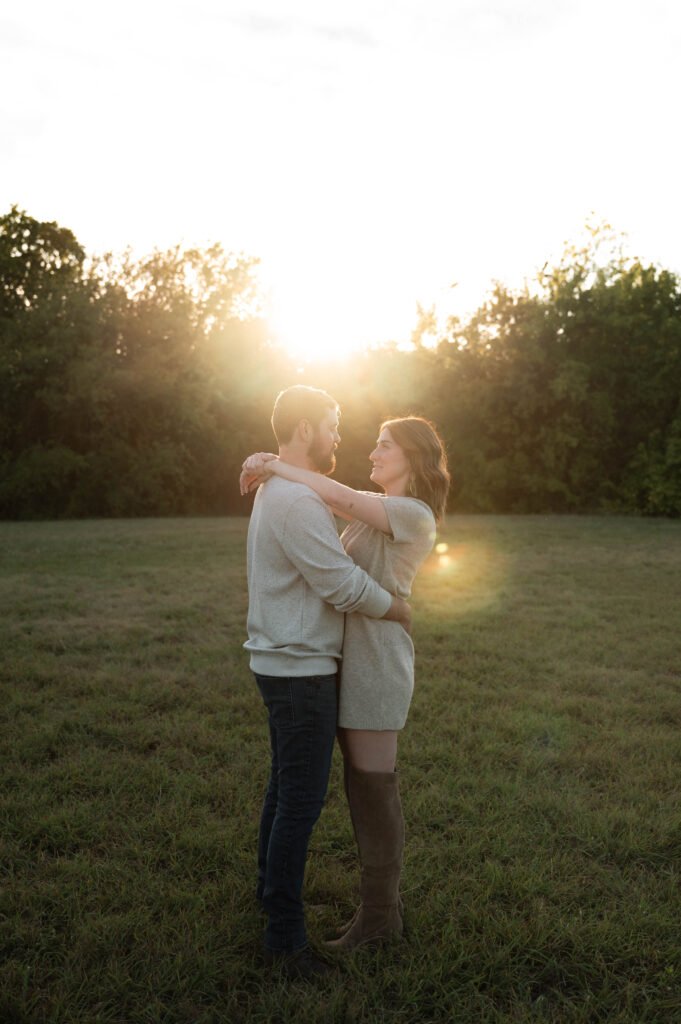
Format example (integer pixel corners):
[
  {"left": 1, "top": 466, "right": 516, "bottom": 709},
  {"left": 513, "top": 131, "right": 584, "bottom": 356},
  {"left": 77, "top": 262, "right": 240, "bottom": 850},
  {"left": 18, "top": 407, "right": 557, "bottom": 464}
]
[{"left": 241, "top": 385, "right": 450, "bottom": 980}]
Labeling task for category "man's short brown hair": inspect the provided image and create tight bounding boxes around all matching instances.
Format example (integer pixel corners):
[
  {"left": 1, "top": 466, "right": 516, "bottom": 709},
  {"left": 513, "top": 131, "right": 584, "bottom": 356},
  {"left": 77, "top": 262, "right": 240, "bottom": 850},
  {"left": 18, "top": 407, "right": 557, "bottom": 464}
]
[{"left": 271, "top": 386, "right": 339, "bottom": 445}]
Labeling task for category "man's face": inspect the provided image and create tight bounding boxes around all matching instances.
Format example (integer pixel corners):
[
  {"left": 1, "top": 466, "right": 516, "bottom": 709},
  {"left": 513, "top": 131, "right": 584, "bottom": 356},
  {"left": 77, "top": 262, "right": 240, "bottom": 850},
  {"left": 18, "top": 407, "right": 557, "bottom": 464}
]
[{"left": 308, "top": 407, "right": 340, "bottom": 474}]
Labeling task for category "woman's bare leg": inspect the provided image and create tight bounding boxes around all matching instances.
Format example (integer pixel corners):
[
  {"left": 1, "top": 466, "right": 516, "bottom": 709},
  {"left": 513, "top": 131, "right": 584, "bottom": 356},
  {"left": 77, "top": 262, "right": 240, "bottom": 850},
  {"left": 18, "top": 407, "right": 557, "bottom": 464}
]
[{"left": 337, "top": 727, "right": 398, "bottom": 773}]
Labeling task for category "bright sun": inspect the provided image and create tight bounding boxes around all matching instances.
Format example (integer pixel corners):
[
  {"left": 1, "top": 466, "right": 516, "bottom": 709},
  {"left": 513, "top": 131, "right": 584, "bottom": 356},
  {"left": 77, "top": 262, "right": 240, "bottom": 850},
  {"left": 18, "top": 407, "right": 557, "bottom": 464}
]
[
  {"left": 268, "top": 291, "right": 361, "bottom": 363},
  {"left": 260, "top": 239, "right": 477, "bottom": 366},
  {"left": 267, "top": 277, "right": 380, "bottom": 364},
  {"left": 261, "top": 248, "right": 421, "bottom": 364}
]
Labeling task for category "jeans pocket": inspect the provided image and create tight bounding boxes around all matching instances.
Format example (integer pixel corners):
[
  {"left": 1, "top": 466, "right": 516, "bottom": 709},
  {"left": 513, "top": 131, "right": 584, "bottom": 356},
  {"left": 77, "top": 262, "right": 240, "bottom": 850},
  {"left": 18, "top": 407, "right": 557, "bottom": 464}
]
[
  {"left": 286, "top": 677, "right": 320, "bottom": 729},
  {"left": 256, "top": 673, "right": 337, "bottom": 732},
  {"left": 267, "top": 681, "right": 296, "bottom": 729},
  {"left": 280, "top": 677, "right": 333, "bottom": 730}
]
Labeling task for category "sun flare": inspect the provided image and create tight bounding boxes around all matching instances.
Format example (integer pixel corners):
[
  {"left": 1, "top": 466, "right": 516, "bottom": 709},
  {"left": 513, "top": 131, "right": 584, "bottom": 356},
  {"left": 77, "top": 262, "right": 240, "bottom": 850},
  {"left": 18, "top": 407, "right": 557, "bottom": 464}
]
[
  {"left": 261, "top": 245, "right": 421, "bottom": 364},
  {"left": 266, "top": 276, "right": 384, "bottom": 364},
  {"left": 268, "top": 287, "right": 367, "bottom": 363}
]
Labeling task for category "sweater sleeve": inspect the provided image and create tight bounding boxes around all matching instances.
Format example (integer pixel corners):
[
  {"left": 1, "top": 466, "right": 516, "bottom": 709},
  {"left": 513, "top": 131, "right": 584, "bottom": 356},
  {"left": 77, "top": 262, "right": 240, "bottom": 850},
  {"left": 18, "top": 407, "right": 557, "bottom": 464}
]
[{"left": 279, "top": 492, "right": 393, "bottom": 618}]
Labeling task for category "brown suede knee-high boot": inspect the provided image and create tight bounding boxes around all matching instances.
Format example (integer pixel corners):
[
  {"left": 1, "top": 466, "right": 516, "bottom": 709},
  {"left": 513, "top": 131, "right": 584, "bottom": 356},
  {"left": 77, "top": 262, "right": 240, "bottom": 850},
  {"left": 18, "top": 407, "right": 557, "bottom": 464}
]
[
  {"left": 327, "top": 764, "right": 404, "bottom": 950},
  {"left": 334, "top": 759, "right": 404, "bottom": 938}
]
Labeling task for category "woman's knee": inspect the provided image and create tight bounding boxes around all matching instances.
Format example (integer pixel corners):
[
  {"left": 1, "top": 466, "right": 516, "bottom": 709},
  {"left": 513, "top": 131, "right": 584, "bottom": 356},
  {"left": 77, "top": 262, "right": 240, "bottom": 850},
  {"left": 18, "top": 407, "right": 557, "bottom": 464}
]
[{"left": 343, "top": 729, "right": 398, "bottom": 773}]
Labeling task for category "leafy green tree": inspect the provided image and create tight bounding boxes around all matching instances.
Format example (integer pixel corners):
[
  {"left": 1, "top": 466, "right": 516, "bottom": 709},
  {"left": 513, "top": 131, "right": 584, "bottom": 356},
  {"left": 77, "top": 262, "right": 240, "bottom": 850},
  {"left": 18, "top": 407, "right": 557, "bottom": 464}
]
[
  {"left": 0, "top": 207, "right": 95, "bottom": 515},
  {"left": 0, "top": 205, "right": 84, "bottom": 318},
  {"left": 426, "top": 223, "right": 681, "bottom": 514},
  {"left": 0, "top": 207, "right": 291, "bottom": 517},
  {"left": 538, "top": 226, "right": 681, "bottom": 507}
]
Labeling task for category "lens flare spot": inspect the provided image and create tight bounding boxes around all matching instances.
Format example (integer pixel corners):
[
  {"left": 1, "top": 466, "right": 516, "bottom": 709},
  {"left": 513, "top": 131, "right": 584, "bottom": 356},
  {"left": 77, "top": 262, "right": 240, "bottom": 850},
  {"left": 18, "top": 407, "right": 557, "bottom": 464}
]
[{"left": 420, "top": 534, "right": 510, "bottom": 616}]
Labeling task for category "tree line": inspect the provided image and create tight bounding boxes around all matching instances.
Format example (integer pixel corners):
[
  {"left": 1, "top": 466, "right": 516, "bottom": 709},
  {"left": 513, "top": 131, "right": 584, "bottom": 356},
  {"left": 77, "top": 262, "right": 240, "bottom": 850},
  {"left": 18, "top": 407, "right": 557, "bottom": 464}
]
[{"left": 1, "top": 205, "right": 680, "bottom": 519}]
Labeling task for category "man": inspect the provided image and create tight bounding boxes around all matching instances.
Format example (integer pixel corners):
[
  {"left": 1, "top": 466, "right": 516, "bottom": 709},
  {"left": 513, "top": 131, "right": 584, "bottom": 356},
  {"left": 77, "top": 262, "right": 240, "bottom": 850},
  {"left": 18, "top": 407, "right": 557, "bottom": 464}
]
[{"left": 241, "top": 385, "right": 410, "bottom": 981}]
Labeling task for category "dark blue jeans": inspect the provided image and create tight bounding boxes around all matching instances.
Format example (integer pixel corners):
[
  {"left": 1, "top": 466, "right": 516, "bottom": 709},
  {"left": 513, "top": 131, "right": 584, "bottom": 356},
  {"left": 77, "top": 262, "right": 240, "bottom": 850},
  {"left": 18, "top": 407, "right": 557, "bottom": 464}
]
[{"left": 254, "top": 672, "right": 337, "bottom": 953}]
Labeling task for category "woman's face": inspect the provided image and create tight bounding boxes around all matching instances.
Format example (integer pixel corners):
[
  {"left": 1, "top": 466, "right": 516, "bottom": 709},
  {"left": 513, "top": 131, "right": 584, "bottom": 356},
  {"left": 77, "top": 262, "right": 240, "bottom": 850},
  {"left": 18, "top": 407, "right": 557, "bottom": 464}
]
[{"left": 369, "top": 428, "right": 411, "bottom": 494}]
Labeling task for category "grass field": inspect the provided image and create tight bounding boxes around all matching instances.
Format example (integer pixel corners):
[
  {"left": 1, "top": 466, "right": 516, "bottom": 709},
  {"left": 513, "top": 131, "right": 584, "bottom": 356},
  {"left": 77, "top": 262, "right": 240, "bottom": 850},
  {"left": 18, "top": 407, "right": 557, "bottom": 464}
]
[{"left": 1, "top": 514, "right": 680, "bottom": 1024}]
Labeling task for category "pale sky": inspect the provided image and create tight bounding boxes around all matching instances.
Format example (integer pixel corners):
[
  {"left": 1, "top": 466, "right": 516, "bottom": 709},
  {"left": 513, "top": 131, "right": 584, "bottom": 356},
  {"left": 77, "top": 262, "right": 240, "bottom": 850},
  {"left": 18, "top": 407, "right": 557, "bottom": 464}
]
[{"left": 2, "top": 0, "right": 680, "bottom": 360}]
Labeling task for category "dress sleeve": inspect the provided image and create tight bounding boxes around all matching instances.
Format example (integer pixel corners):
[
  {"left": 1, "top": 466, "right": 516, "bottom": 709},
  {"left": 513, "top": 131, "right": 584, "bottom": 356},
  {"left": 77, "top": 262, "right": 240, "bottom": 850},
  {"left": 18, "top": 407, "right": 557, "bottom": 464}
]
[{"left": 381, "top": 497, "right": 436, "bottom": 548}]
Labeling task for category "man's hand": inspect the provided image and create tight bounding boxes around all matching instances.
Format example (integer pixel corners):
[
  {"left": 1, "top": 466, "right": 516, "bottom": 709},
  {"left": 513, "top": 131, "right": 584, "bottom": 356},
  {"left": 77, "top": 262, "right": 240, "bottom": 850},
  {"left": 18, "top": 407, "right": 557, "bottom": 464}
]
[
  {"left": 239, "top": 453, "right": 278, "bottom": 496},
  {"left": 382, "top": 595, "right": 412, "bottom": 635}
]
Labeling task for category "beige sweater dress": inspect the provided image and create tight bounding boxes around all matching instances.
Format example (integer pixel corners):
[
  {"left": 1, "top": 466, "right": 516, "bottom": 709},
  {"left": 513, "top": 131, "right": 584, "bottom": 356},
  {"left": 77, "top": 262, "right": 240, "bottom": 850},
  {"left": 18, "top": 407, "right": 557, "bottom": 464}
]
[{"left": 338, "top": 495, "right": 436, "bottom": 730}]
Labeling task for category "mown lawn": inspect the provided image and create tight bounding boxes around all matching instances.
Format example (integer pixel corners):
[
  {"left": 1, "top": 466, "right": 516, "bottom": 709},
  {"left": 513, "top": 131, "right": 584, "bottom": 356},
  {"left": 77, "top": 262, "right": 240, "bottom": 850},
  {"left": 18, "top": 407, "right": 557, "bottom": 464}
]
[{"left": 1, "top": 515, "right": 680, "bottom": 1023}]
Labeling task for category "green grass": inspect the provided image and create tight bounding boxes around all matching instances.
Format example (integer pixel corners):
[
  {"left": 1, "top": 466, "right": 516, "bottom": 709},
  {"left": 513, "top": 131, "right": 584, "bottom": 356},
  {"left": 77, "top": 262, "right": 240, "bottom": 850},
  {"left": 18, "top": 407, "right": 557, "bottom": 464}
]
[{"left": 1, "top": 515, "right": 680, "bottom": 1023}]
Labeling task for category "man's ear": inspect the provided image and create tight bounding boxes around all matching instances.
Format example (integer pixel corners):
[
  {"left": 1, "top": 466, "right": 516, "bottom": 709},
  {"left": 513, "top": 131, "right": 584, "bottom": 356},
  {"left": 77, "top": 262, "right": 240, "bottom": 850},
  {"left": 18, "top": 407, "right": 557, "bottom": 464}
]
[{"left": 296, "top": 418, "right": 312, "bottom": 443}]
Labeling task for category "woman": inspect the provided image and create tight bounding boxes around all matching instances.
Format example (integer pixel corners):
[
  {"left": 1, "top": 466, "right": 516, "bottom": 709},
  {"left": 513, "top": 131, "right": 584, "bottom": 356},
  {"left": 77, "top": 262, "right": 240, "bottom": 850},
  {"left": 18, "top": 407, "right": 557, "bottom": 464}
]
[{"left": 242, "top": 416, "right": 450, "bottom": 949}]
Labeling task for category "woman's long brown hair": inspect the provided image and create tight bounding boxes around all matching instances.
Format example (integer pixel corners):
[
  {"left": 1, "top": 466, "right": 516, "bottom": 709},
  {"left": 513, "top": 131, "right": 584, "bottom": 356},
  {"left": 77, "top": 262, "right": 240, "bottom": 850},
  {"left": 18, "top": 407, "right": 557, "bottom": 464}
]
[{"left": 380, "top": 416, "right": 450, "bottom": 522}]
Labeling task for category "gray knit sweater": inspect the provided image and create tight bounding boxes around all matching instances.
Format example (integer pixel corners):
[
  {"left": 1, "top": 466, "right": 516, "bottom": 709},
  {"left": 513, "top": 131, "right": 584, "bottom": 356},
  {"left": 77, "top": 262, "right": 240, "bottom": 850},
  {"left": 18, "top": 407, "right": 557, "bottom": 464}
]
[{"left": 244, "top": 476, "right": 392, "bottom": 677}]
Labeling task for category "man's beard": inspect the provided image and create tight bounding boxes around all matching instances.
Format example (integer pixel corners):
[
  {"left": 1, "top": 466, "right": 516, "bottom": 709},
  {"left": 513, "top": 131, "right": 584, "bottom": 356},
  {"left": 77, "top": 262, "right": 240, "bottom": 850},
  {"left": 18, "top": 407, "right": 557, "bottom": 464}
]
[{"left": 309, "top": 433, "right": 336, "bottom": 475}]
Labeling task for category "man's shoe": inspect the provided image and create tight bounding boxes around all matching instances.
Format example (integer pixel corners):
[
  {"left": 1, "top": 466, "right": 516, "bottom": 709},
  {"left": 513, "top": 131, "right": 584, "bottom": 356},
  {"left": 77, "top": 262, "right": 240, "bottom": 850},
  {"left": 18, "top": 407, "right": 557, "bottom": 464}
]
[{"left": 264, "top": 946, "right": 335, "bottom": 981}]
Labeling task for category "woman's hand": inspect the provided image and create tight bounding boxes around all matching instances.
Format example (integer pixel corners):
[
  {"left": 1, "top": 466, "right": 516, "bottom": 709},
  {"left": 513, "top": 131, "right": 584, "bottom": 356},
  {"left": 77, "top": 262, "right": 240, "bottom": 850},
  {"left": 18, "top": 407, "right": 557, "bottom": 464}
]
[{"left": 240, "top": 453, "right": 279, "bottom": 495}]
